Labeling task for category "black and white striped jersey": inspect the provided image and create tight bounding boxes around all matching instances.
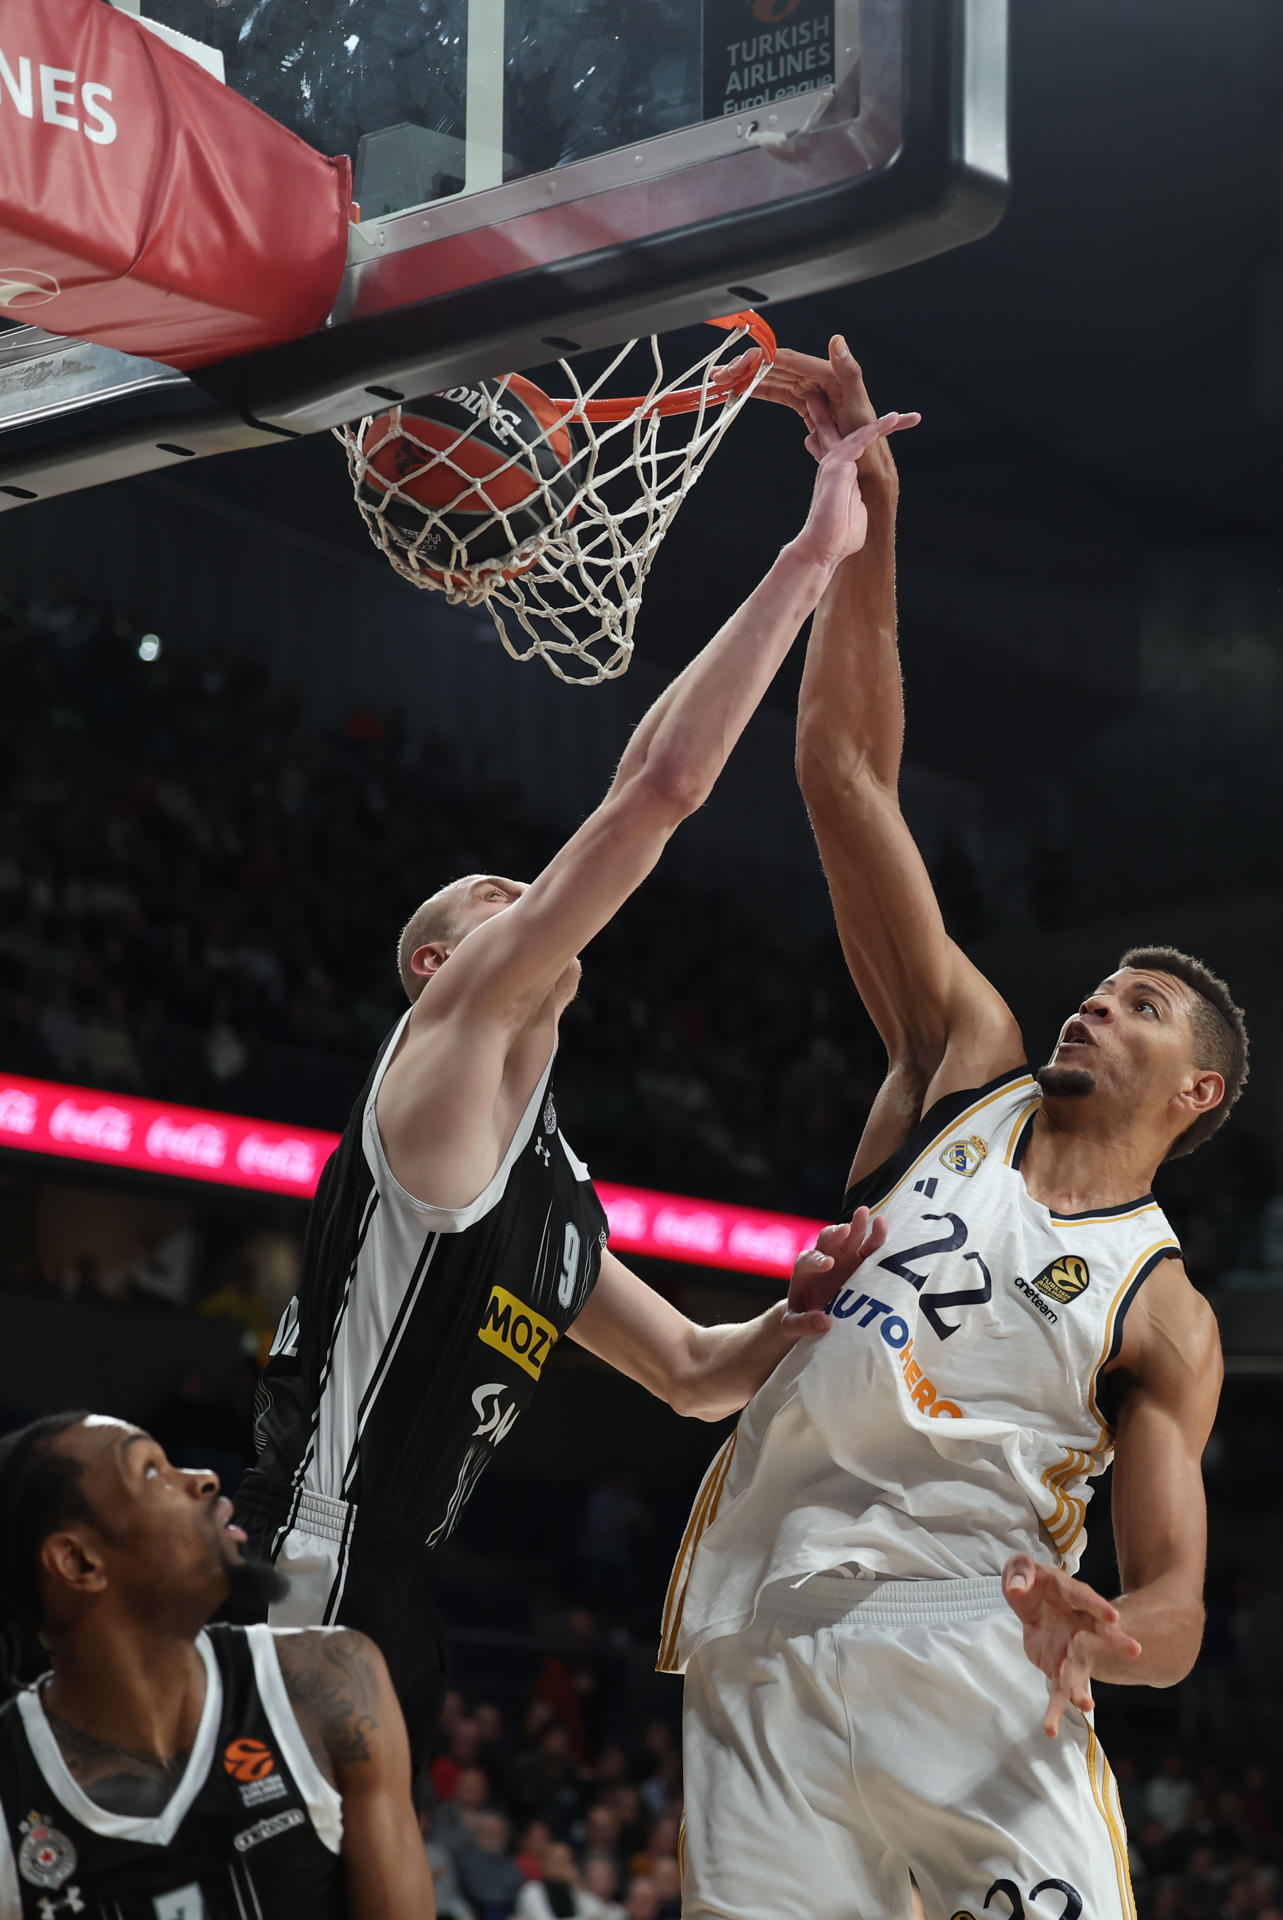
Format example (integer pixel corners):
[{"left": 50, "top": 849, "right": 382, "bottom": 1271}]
[
  {"left": 245, "top": 1010, "right": 607, "bottom": 1554},
  {"left": 0, "top": 1626, "right": 342, "bottom": 1920}
]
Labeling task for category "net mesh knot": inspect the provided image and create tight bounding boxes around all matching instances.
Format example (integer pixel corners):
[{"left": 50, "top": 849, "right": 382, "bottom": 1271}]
[{"left": 336, "top": 318, "right": 774, "bottom": 685}]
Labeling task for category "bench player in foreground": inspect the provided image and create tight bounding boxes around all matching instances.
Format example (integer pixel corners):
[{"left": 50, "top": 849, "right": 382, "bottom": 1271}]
[
  {"left": 237, "top": 397, "right": 917, "bottom": 1770},
  {"left": 663, "top": 342, "right": 1245, "bottom": 1920},
  {"left": 0, "top": 1412, "right": 433, "bottom": 1920}
]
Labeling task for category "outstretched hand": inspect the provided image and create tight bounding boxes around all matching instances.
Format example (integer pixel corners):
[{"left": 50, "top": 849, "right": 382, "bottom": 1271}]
[
  {"left": 794, "top": 400, "right": 919, "bottom": 568},
  {"left": 1002, "top": 1555, "right": 1142, "bottom": 1737},
  {"left": 782, "top": 1208, "right": 889, "bottom": 1340}
]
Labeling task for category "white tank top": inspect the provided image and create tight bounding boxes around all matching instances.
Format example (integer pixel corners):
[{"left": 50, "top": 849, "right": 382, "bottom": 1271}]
[{"left": 659, "top": 1070, "right": 1180, "bottom": 1672}]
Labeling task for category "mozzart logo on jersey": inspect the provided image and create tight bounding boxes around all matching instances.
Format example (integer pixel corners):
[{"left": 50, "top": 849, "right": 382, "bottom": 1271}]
[
  {"left": 478, "top": 1286, "right": 559, "bottom": 1381},
  {"left": 0, "top": 49, "right": 118, "bottom": 145}
]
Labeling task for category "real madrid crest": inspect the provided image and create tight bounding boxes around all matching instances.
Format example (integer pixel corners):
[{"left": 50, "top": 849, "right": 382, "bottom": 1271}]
[
  {"left": 1032, "top": 1255, "right": 1090, "bottom": 1304},
  {"left": 18, "top": 1813, "right": 76, "bottom": 1890},
  {"left": 542, "top": 1094, "right": 557, "bottom": 1137},
  {"left": 940, "top": 1135, "right": 987, "bottom": 1178}
]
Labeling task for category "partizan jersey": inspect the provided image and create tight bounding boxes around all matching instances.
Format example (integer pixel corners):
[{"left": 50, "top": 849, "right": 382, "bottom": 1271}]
[
  {"left": 659, "top": 1068, "right": 1181, "bottom": 1672},
  {"left": 0, "top": 1625, "right": 341, "bottom": 1920},
  {"left": 249, "top": 1008, "right": 607, "bottom": 1553}
]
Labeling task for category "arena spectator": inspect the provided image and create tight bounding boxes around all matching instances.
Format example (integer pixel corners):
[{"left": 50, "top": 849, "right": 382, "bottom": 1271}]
[
  {"left": 433, "top": 1765, "right": 494, "bottom": 1861},
  {"left": 620, "top": 1875, "right": 660, "bottom": 1920},
  {"left": 514, "top": 1842, "right": 599, "bottom": 1920},
  {"left": 580, "top": 1855, "right": 626, "bottom": 1920},
  {"left": 421, "top": 1804, "right": 477, "bottom": 1920},
  {"left": 455, "top": 1811, "right": 527, "bottom": 1920}
]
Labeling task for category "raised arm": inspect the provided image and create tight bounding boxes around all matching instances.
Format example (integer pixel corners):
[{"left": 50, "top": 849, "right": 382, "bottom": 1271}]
[
  {"left": 417, "top": 409, "right": 916, "bottom": 1029},
  {"left": 275, "top": 1627, "right": 435, "bottom": 1920},
  {"left": 790, "top": 340, "right": 1022, "bottom": 1182}
]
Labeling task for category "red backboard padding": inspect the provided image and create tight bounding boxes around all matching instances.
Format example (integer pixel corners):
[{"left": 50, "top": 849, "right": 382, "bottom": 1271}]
[{"left": 0, "top": 0, "right": 352, "bottom": 369}]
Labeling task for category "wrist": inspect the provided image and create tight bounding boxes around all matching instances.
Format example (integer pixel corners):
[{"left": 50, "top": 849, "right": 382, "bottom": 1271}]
[{"left": 778, "top": 535, "right": 843, "bottom": 583}]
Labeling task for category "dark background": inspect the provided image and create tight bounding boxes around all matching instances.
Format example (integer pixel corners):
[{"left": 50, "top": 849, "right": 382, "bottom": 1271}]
[{"left": 0, "top": 0, "right": 1280, "bottom": 1911}]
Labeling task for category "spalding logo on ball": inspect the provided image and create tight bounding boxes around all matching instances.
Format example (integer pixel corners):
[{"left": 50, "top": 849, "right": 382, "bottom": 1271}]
[{"left": 358, "top": 376, "right": 579, "bottom": 583}]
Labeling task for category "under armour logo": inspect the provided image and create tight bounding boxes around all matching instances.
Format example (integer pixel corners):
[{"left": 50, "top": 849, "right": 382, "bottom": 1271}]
[
  {"left": 37, "top": 1890, "right": 85, "bottom": 1918},
  {"left": 534, "top": 1140, "right": 551, "bottom": 1167}
]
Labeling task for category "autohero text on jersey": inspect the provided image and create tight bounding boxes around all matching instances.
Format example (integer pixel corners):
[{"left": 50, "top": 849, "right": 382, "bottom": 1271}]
[{"left": 826, "top": 1286, "right": 964, "bottom": 1418}]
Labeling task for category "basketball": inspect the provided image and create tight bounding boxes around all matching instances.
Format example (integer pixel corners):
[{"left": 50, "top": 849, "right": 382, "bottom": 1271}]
[{"left": 357, "top": 375, "right": 579, "bottom": 580}]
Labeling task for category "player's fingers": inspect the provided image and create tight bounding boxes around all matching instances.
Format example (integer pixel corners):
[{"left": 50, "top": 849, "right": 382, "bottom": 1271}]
[
  {"left": 806, "top": 391, "right": 843, "bottom": 443},
  {"left": 860, "top": 1213, "right": 890, "bottom": 1257},
  {"left": 829, "top": 335, "right": 865, "bottom": 382},
  {"left": 782, "top": 1306, "right": 833, "bottom": 1339},
  {"left": 881, "top": 411, "right": 922, "bottom": 436},
  {"left": 1003, "top": 1553, "right": 1039, "bottom": 1598},
  {"left": 845, "top": 1206, "right": 872, "bottom": 1245},
  {"left": 1063, "top": 1638, "right": 1096, "bottom": 1713},
  {"left": 1094, "top": 1621, "right": 1142, "bottom": 1659},
  {"left": 1043, "top": 1677, "right": 1069, "bottom": 1739},
  {"left": 815, "top": 1222, "right": 850, "bottom": 1254},
  {"left": 1060, "top": 1576, "right": 1121, "bottom": 1624}
]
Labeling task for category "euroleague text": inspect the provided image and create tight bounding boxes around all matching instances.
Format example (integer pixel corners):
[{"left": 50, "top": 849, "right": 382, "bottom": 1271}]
[
  {"left": 0, "top": 50, "right": 117, "bottom": 145},
  {"left": 827, "top": 1287, "right": 964, "bottom": 1418}
]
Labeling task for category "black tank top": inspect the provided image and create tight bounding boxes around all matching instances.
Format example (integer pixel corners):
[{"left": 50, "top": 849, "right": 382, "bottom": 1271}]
[
  {"left": 244, "top": 1012, "right": 607, "bottom": 1550},
  {"left": 0, "top": 1625, "right": 342, "bottom": 1920}
]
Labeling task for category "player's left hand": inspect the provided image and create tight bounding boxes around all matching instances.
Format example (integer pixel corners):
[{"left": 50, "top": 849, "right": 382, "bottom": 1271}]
[
  {"left": 783, "top": 1208, "right": 889, "bottom": 1338},
  {"left": 1002, "top": 1554, "right": 1142, "bottom": 1737}
]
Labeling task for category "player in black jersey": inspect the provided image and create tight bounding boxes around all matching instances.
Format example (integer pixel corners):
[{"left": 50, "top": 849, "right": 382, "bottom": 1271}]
[
  {"left": 238, "top": 400, "right": 920, "bottom": 1770},
  {"left": 0, "top": 1411, "right": 434, "bottom": 1920}
]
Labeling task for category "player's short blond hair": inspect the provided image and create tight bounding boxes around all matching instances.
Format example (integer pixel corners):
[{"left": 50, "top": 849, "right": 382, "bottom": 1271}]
[{"left": 396, "top": 880, "right": 470, "bottom": 1001}]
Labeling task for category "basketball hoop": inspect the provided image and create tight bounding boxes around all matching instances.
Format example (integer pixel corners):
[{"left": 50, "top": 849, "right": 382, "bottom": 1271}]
[{"left": 336, "top": 312, "right": 777, "bottom": 684}]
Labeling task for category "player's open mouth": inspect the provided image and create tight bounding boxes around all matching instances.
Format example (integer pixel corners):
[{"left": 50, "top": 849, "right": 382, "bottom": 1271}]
[
  {"left": 214, "top": 1495, "right": 247, "bottom": 1544},
  {"left": 1058, "top": 1020, "right": 1095, "bottom": 1049}
]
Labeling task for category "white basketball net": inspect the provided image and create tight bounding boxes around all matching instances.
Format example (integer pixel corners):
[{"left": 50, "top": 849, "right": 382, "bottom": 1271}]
[{"left": 335, "top": 317, "right": 774, "bottom": 685}]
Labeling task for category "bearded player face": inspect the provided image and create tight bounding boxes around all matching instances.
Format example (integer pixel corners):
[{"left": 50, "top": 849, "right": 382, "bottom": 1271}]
[{"left": 1036, "top": 966, "right": 1204, "bottom": 1123}]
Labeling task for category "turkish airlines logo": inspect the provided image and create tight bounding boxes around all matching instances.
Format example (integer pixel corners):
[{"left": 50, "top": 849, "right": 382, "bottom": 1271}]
[
  {"left": 0, "top": 269, "right": 60, "bottom": 311},
  {"left": 0, "top": 52, "right": 118, "bottom": 145}
]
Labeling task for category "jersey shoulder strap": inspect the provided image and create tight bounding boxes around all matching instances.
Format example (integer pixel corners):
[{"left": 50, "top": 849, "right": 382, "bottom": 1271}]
[
  {"left": 843, "top": 1066, "right": 1035, "bottom": 1216},
  {"left": 207, "top": 1626, "right": 343, "bottom": 1855}
]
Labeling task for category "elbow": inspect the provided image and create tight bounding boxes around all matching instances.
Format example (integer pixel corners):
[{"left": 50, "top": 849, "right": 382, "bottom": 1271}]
[
  {"left": 1157, "top": 1604, "right": 1207, "bottom": 1688},
  {"left": 794, "top": 733, "right": 883, "bottom": 815},
  {"left": 633, "top": 756, "right": 709, "bottom": 824}
]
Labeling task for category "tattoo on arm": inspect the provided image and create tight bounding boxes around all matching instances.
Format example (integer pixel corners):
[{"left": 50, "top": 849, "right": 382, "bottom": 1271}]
[
  {"left": 280, "top": 1629, "right": 381, "bottom": 1769},
  {"left": 46, "top": 1710, "right": 191, "bottom": 1818}
]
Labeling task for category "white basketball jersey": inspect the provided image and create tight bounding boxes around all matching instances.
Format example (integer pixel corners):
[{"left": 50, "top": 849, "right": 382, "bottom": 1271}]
[{"left": 660, "top": 1069, "right": 1180, "bottom": 1673}]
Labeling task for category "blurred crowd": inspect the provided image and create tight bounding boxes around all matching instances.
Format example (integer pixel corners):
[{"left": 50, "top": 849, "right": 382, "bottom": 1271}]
[
  {"left": 0, "top": 591, "right": 885, "bottom": 1216},
  {"left": 420, "top": 1650, "right": 1279, "bottom": 1920},
  {"left": 1118, "top": 1749, "right": 1280, "bottom": 1920}
]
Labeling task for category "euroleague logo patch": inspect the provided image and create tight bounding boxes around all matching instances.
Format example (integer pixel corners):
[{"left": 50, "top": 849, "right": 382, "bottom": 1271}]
[
  {"left": 1033, "top": 1255, "right": 1090, "bottom": 1304},
  {"left": 223, "top": 1738, "right": 275, "bottom": 1783}
]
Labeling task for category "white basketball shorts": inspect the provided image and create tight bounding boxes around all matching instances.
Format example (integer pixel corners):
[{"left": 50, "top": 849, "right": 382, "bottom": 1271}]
[{"left": 681, "top": 1572, "right": 1135, "bottom": 1920}]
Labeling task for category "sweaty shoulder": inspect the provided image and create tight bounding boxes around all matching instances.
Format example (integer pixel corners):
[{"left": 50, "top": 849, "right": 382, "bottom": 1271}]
[{"left": 1111, "top": 1257, "right": 1222, "bottom": 1424}]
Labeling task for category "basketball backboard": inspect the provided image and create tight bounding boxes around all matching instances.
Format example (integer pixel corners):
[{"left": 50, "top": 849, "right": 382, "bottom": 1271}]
[{"left": 0, "top": 0, "right": 1008, "bottom": 507}]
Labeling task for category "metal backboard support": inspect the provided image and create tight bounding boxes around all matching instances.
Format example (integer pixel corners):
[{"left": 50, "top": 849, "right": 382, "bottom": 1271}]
[{"left": 0, "top": 0, "right": 1008, "bottom": 509}]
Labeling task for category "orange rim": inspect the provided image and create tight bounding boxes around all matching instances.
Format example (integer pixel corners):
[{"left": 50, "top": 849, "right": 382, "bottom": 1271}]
[{"left": 554, "top": 311, "right": 777, "bottom": 423}]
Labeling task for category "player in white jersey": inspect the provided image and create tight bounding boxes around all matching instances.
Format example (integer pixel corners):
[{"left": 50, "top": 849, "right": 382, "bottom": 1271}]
[{"left": 662, "top": 342, "right": 1249, "bottom": 1920}]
